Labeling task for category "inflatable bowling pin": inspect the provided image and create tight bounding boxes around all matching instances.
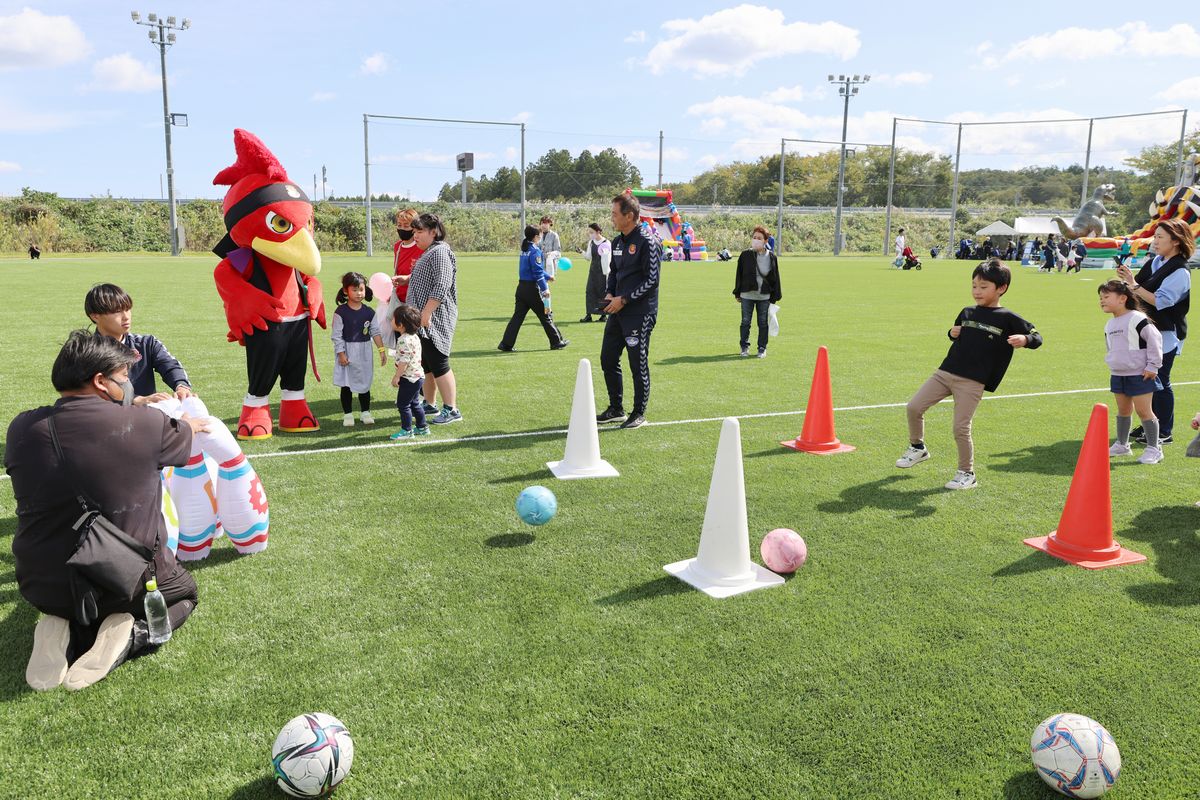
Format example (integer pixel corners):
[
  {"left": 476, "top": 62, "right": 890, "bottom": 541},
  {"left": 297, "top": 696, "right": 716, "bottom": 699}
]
[{"left": 196, "top": 412, "right": 270, "bottom": 555}]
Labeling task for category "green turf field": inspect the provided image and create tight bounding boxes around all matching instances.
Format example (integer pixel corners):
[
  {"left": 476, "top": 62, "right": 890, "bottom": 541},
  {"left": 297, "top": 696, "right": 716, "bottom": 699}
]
[{"left": 1, "top": 252, "right": 1198, "bottom": 798}]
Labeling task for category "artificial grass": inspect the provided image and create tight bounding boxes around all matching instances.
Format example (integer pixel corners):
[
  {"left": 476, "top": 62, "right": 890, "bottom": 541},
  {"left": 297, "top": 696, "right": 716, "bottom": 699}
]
[{"left": 1, "top": 252, "right": 1198, "bottom": 798}]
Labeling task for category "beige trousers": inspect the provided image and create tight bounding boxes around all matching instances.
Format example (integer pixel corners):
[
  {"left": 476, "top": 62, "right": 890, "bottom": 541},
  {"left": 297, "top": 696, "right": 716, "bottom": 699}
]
[{"left": 907, "top": 369, "right": 986, "bottom": 472}]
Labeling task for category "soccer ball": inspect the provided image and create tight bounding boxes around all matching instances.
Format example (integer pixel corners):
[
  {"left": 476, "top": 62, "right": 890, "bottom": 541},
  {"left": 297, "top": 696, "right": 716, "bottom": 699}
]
[
  {"left": 271, "top": 713, "right": 354, "bottom": 798},
  {"left": 1031, "top": 713, "right": 1120, "bottom": 798},
  {"left": 760, "top": 528, "right": 807, "bottom": 573},
  {"left": 515, "top": 485, "right": 557, "bottom": 526}
]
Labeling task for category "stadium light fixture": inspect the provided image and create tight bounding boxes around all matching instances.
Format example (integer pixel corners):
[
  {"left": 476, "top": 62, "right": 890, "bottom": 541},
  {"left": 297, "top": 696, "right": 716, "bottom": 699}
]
[{"left": 827, "top": 72, "right": 871, "bottom": 255}]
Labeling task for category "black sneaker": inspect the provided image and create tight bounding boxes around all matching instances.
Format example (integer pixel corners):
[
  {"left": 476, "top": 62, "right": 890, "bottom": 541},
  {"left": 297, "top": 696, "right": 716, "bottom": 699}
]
[
  {"left": 579, "top": 316, "right": 592, "bottom": 323},
  {"left": 597, "top": 406, "right": 626, "bottom": 423},
  {"left": 1131, "top": 426, "right": 1146, "bottom": 443},
  {"left": 551, "top": 340, "right": 570, "bottom": 350},
  {"left": 1160, "top": 434, "right": 1174, "bottom": 445},
  {"left": 497, "top": 344, "right": 513, "bottom": 352},
  {"left": 619, "top": 413, "right": 646, "bottom": 429}
]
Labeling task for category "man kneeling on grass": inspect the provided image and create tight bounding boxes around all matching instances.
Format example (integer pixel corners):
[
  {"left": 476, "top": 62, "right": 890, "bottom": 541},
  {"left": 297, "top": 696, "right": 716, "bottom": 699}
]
[{"left": 5, "top": 331, "right": 207, "bottom": 691}]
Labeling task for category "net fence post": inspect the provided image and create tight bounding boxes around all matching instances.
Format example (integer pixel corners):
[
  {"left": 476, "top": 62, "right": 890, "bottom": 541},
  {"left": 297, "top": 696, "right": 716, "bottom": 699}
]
[
  {"left": 1177, "top": 109, "right": 1190, "bottom": 186},
  {"left": 364, "top": 114, "right": 373, "bottom": 257},
  {"left": 1080, "top": 118, "right": 1094, "bottom": 206},
  {"left": 947, "top": 122, "right": 963, "bottom": 254},
  {"left": 884, "top": 117, "right": 897, "bottom": 255},
  {"left": 777, "top": 138, "right": 785, "bottom": 255}
]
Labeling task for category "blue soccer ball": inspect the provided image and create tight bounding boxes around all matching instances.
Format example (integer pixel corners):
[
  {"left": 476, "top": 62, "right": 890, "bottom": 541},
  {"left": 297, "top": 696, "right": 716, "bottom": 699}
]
[{"left": 515, "top": 486, "right": 557, "bottom": 526}]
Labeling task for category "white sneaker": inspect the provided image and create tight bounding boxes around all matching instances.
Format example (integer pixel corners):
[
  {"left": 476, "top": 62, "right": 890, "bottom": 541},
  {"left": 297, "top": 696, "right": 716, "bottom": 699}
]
[
  {"left": 342, "top": 413, "right": 355, "bottom": 427},
  {"left": 1138, "top": 446, "right": 1164, "bottom": 465},
  {"left": 945, "top": 470, "right": 977, "bottom": 490},
  {"left": 1109, "top": 441, "right": 1133, "bottom": 457},
  {"left": 360, "top": 411, "right": 375, "bottom": 425},
  {"left": 895, "top": 445, "right": 930, "bottom": 468}
]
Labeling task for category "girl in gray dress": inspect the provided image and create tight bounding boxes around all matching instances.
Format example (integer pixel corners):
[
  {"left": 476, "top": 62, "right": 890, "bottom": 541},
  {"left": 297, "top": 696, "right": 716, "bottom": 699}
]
[{"left": 332, "top": 272, "right": 386, "bottom": 426}]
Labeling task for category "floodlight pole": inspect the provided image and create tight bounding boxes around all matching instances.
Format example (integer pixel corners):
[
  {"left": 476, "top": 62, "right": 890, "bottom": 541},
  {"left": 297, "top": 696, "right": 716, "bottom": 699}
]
[
  {"left": 520, "top": 123, "right": 526, "bottom": 232},
  {"left": 1080, "top": 118, "right": 1094, "bottom": 206},
  {"left": 830, "top": 74, "right": 869, "bottom": 255},
  {"left": 947, "top": 123, "right": 964, "bottom": 252},
  {"left": 776, "top": 138, "right": 786, "bottom": 254},
  {"left": 883, "top": 117, "right": 898, "bottom": 255},
  {"left": 364, "top": 115, "right": 373, "bottom": 256},
  {"left": 133, "top": 11, "right": 190, "bottom": 256}
]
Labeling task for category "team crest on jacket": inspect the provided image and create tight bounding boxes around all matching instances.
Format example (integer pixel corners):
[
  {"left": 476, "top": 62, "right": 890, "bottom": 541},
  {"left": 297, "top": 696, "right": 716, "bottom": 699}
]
[{"left": 629, "top": 244, "right": 637, "bottom": 254}]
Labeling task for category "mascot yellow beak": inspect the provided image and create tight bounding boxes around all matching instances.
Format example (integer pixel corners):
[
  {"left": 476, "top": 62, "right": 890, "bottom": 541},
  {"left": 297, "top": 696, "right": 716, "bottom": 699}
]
[{"left": 252, "top": 227, "right": 321, "bottom": 276}]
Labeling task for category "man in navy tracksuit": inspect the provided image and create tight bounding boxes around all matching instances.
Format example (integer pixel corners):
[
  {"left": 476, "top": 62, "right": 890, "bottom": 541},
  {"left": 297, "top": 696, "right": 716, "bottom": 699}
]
[{"left": 597, "top": 193, "right": 660, "bottom": 429}]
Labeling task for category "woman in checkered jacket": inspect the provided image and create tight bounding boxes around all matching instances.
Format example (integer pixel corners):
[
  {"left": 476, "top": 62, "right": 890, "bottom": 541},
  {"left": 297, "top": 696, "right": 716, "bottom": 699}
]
[{"left": 408, "top": 213, "right": 462, "bottom": 424}]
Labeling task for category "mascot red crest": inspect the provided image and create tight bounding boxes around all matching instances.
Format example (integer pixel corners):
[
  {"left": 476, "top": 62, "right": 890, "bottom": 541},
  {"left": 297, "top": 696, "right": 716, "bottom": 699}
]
[{"left": 213, "top": 129, "right": 326, "bottom": 440}]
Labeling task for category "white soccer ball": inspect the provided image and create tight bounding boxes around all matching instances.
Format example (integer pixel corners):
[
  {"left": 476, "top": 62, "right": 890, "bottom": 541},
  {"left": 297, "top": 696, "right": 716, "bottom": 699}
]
[
  {"left": 1031, "top": 713, "right": 1121, "bottom": 798},
  {"left": 271, "top": 713, "right": 354, "bottom": 797}
]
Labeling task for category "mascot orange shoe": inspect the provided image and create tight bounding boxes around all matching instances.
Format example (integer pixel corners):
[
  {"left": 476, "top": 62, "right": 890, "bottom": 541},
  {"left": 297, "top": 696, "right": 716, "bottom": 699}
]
[{"left": 212, "top": 129, "right": 326, "bottom": 439}]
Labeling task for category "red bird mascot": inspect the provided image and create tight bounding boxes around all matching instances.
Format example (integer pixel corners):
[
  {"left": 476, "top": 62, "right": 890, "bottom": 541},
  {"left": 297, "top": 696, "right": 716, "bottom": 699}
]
[{"left": 212, "top": 129, "right": 326, "bottom": 440}]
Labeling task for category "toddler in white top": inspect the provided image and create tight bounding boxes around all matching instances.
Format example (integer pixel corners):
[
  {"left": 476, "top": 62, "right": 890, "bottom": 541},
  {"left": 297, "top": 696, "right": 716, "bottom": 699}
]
[{"left": 1099, "top": 279, "right": 1163, "bottom": 464}]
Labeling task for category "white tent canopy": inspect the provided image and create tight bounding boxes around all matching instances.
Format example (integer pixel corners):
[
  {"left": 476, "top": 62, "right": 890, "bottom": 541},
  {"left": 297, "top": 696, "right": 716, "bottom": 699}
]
[
  {"left": 976, "top": 220, "right": 1018, "bottom": 237},
  {"left": 1014, "top": 216, "right": 1061, "bottom": 236}
]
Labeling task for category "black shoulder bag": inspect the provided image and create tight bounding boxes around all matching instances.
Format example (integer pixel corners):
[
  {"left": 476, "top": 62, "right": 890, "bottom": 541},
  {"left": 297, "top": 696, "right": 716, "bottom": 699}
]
[{"left": 47, "top": 415, "right": 158, "bottom": 625}]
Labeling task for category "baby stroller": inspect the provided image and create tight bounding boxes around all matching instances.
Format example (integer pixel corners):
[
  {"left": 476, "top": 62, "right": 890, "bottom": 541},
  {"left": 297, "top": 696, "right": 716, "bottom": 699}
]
[{"left": 900, "top": 246, "right": 922, "bottom": 270}]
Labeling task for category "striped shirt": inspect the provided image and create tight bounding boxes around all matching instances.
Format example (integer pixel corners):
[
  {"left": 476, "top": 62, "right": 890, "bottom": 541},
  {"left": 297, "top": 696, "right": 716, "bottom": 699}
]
[{"left": 407, "top": 241, "right": 459, "bottom": 355}]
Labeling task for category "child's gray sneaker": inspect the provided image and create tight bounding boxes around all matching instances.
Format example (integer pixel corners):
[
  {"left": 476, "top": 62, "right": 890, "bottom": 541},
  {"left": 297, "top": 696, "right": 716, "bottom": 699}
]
[
  {"left": 895, "top": 445, "right": 930, "bottom": 468},
  {"left": 1138, "top": 446, "right": 1164, "bottom": 465},
  {"left": 1109, "top": 441, "right": 1133, "bottom": 457},
  {"left": 944, "top": 470, "right": 977, "bottom": 490},
  {"left": 430, "top": 406, "right": 462, "bottom": 425}
]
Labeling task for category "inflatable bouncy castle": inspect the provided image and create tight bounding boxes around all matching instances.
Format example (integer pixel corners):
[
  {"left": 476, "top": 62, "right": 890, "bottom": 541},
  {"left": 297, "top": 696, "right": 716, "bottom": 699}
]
[
  {"left": 1082, "top": 154, "right": 1200, "bottom": 260},
  {"left": 630, "top": 189, "right": 708, "bottom": 261}
]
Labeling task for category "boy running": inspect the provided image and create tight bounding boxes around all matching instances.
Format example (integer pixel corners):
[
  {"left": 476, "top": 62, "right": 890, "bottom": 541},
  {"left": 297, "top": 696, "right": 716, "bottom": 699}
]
[{"left": 896, "top": 258, "right": 1043, "bottom": 489}]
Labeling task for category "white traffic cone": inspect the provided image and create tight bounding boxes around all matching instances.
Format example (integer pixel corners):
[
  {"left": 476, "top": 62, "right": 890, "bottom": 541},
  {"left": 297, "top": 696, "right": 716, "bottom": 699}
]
[
  {"left": 664, "top": 417, "right": 784, "bottom": 598},
  {"left": 548, "top": 358, "right": 619, "bottom": 479}
]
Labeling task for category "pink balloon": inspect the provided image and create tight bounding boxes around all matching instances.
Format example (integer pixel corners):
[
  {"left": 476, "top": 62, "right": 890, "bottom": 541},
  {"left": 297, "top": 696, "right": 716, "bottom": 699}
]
[
  {"left": 760, "top": 528, "right": 807, "bottom": 574},
  {"left": 368, "top": 272, "right": 392, "bottom": 302}
]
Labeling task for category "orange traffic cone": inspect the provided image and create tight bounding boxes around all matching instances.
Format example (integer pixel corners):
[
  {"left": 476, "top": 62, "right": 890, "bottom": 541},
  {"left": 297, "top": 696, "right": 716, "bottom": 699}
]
[
  {"left": 1023, "top": 403, "right": 1146, "bottom": 569},
  {"left": 781, "top": 346, "right": 855, "bottom": 455}
]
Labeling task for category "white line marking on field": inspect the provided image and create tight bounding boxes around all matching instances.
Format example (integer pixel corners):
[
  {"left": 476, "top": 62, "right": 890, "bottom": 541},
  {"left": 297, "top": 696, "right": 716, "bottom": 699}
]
[{"left": 3, "top": 380, "right": 1198, "bottom": 480}]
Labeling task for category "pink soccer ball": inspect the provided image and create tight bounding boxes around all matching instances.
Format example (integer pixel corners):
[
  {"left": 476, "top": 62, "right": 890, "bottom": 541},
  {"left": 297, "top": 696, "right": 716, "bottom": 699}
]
[{"left": 760, "top": 529, "right": 807, "bottom": 573}]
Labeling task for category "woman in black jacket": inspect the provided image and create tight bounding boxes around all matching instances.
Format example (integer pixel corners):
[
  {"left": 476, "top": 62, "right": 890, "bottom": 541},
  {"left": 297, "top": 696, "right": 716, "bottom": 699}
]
[{"left": 733, "top": 226, "right": 781, "bottom": 358}]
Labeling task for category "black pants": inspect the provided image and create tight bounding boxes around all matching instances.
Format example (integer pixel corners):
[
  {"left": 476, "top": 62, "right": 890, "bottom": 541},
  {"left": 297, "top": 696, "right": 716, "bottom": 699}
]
[
  {"left": 683, "top": 247, "right": 692, "bottom": 261},
  {"left": 1154, "top": 348, "right": 1178, "bottom": 437},
  {"left": 601, "top": 313, "right": 656, "bottom": 414},
  {"left": 585, "top": 265, "right": 607, "bottom": 316},
  {"left": 500, "top": 280, "right": 565, "bottom": 348},
  {"left": 42, "top": 564, "right": 198, "bottom": 663},
  {"left": 740, "top": 298, "right": 770, "bottom": 352},
  {"left": 340, "top": 387, "right": 371, "bottom": 414},
  {"left": 395, "top": 376, "right": 426, "bottom": 429},
  {"left": 245, "top": 318, "right": 308, "bottom": 397}
]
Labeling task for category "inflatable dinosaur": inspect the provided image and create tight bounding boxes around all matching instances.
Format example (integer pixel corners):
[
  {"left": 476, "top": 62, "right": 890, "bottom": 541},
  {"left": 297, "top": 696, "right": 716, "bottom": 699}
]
[{"left": 1052, "top": 183, "right": 1115, "bottom": 238}]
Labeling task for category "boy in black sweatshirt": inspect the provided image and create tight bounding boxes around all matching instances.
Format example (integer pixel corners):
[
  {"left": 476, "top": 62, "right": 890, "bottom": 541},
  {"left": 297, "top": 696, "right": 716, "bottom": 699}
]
[{"left": 896, "top": 258, "right": 1043, "bottom": 490}]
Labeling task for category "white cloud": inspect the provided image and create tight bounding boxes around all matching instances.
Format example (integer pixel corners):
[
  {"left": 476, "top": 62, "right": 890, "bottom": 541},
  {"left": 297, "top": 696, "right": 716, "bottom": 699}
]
[
  {"left": 624, "top": 30, "right": 646, "bottom": 44},
  {"left": 360, "top": 52, "right": 388, "bottom": 75},
  {"left": 874, "top": 71, "right": 932, "bottom": 86},
  {"left": 0, "top": 160, "right": 20, "bottom": 172},
  {"left": 585, "top": 141, "right": 688, "bottom": 161},
  {"left": 1159, "top": 76, "right": 1200, "bottom": 102},
  {"left": 88, "top": 54, "right": 158, "bottom": 92},
  {"left": 512, "top": 111, "right": 532, "bottom": 123},
  {"left": 980, "top": 22, "right": 1200, "bottom": 67},
  {"left": 648, "top": 5, "right": 859, "bottom": 77},
  {"left": 697, "top": 154, "right": 721, "bottom": 168},
  {"left": 311, "top": 90, "right": 336, "bottom": 102},
  {"left": 0, "top": 8, "right": 89, "bottom": 70},
  {"left": 504, "top": 146, "right": 518, "bottom": 161}
]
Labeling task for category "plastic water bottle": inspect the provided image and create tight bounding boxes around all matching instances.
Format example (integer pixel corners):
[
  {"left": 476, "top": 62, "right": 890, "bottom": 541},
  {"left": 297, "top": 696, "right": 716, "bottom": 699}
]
[
  {"left": 143, "top": 578, "right": 172, "bottom": 644},
  {"left": 542, "top": 293, "right": 552, "bottom": 312}
]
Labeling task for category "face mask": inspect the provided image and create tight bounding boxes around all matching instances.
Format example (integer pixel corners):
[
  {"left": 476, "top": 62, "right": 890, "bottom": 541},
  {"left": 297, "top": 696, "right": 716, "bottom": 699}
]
[
  {"left": 397, "top": 228, "right": 414, "bottom": 241},
  {"left": 105, "top": 377, "right": 135, "bottom": 406},
  {"left": 751, "top": 239, "right": 765, "bottom": 251}
]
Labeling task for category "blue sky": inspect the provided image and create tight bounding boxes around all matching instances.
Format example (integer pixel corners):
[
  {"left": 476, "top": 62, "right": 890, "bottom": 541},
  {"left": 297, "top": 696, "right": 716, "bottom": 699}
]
[{"left": 0, "top": 1, "right": 1194, "bottom": 201}]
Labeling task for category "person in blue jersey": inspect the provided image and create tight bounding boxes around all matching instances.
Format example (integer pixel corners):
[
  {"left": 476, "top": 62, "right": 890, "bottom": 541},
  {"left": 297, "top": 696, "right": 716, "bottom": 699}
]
[
  {"left": 85, "top": 283, "right": 194, "bottom": 403},
  {"left": 498, "top": 225, "right": 568, "bottom": 352},
  {"left": 596, "top": 192, "right": 661, "bottom": 430}
]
